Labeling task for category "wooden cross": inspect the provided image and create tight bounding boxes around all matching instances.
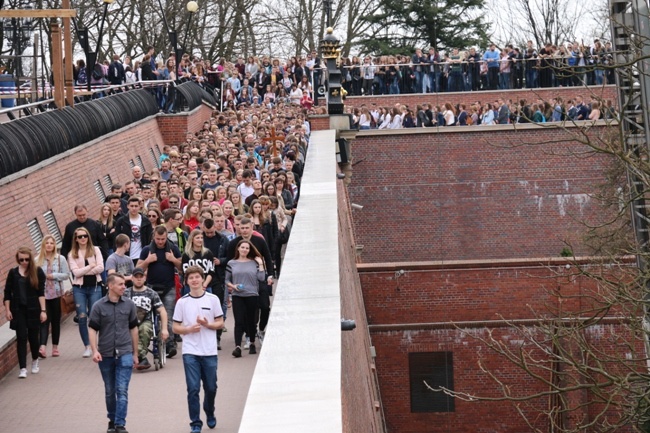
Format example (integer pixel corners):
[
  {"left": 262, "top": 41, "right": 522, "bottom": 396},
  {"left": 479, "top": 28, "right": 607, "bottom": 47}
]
[{"left": 261, "top": 126, "right": 285, "bottom": 158}]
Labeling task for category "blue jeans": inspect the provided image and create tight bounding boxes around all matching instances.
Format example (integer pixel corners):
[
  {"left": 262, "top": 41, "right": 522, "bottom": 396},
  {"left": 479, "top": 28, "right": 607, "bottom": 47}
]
[
  {"left": 98, "top": 354, "right": 134, "bottom": 427},
  {"left": 428, "top": 72, "right": 440, "bottom": 92},
  {"left": 74, "top": 284, "right": 102, "bottom": 346},
  {"left": 183, "top": 354, "right": 218, "bottom": 429}
]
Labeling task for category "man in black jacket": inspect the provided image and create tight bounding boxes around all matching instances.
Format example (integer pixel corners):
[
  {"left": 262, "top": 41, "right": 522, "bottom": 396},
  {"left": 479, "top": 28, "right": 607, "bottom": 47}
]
[
  {"left": 61, "top": 204, "right": 108, "bottom": 260},
  {"left": 107, "top": 54, "right": 125, "bottom": 85},
  {"left": 114, "top": 196, "right": 153, "bottom": 266},
  {"left": 202, "top": 218, "right": 229, "bottom": 349}
]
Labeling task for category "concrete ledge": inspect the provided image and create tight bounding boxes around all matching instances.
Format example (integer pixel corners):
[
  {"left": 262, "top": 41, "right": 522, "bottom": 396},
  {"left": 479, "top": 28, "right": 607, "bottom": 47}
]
[
  {"left": 238, "top": 130, "right": 342, "bottom": 433},
  {"left": 0, "top": 321, "right": 15, "bottom": 352}
]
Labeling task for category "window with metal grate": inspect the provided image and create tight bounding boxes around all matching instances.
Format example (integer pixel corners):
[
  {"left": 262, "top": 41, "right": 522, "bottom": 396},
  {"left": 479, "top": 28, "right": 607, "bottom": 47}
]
[
  {"left": 104, "top": 174, "right": 113, "bottom": 190},
  {"left": 27, "top": 219, "right": 44, "bottom": 250},
  {"left": 94, "top": 180, "right": 106, "bottom": 203},
  {"left": 136, "top": 155, "right": 145, "bottom": 172},
  {"left": 149, "top": 148, "right": 158, "bottom": 167},
  {"left": 128, "top": 159, "right": 135, "bottom": 169},
  {"left": 409, "top": 352, "right": 455, "bottom": 412},
  {"left": 43, "top": 210, "right": 63, "bottom": 245}
]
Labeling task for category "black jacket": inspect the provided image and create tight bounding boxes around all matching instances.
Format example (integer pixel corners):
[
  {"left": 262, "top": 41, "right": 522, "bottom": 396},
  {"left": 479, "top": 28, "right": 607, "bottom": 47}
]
[
  {"left": 203, "top": 231, "right": 229, "bottom": 284},
  {"left": 4, "top": 267, "right": 46, "bottom": 330},
  {"left": 114, "top": 213, "right": 153, "bottom": 251},
  {"left": 61, "top": 219, "right": 108, "bottom": 261}
]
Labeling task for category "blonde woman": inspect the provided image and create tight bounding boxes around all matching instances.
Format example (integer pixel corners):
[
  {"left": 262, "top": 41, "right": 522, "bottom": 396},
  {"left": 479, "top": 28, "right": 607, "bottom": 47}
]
[
  {"left": 68, "top": 227, "right": 104, "bottom": 357},
  {"left": 36, "top": 235, "right": 70, "bottom": 358}
]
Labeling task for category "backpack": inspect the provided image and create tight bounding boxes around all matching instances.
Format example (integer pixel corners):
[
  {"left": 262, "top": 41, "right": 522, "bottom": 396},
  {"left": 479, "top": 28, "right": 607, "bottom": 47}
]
[
  {"left": 77, "top": 67, "right": 87, "bottom": 85},
  {"left": 92, "top": 64, "right": 104, "bottom": 81}
]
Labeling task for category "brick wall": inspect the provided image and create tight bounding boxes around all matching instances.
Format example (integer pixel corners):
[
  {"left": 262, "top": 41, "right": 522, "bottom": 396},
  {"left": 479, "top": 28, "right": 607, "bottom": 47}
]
[
  {"left": 0, "top": 107, "right": 209, "bottom": 380},
  {"left": 343, "top": 85, "right": 618, "bottom": 110},
  {"left": 358, "top": 262, "right": 641, "bottom": 433},
  {"left": 339, "top": 178, "right": 385, "bottom": 433},
  {"left": 348, "top": 124, "right": 617, "bottom": 263},
  {"left": 156, "top": 104, "right": 214, "bottom": 146}
]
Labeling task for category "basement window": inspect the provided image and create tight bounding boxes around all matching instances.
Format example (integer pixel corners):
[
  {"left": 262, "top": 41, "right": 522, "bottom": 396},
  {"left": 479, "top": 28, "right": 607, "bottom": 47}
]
[{"left": 409, "top": 352, "right": 455, "bottom": 412}]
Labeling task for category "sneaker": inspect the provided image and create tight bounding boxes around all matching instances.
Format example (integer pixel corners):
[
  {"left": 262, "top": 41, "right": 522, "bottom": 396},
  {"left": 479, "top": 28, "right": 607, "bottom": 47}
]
[
  {"left": 38, "top": 346, "right": 47, "bottom": 358},
  {"left": 249, "top": 343, "right": 256, "bottom": 355},
  {"left": 257, "top": 330, "right": 265, "bottom": 345},
  {"left": 232, "top": 346, "right": 242, "bottom": 358},
  {"left": 107, "top": 421, "right": 116, "bottom": 433},
  {"left": 52, "top": 348, "right": 60, "bottom": 357},
  {"left": 217, "top": 340, "right": 222, "bottom": 350},
  {"left": 166, "top": 346, "right": 177, "bottom": 358},
  {"left": 31, "top": 359, "right": 40, "bottom": 374},
  {"left": 174, "top": 334, "right": 182, "bottom": 343},
  {"left": 83, "top": 347, "right": 92, "bottom": 358},
  {"left": 115, "top": 426, "right": 128, "bottom": 433},
  {"left": 207, "top": 415, "right": 217, "bottom": 429},
  {"left": 190, "top": 425, "right": 201, "bottom": 433},
  {"left": 18, "top": 368, "right": 27, "bottom": 378},
  {"left": 222, "top": 326, "right": 228, "bottom": 333},
  {"left": 137, "top": 358, "right": 151, "bottom": 370},
  {"left": 244, "top": 337, "right": 250, "bottom": 350}
]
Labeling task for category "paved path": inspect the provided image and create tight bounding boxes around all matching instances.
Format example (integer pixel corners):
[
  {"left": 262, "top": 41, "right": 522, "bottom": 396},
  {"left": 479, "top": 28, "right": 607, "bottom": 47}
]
[{"left": 0, "top": 307, "right": 258, "bottom": 433}]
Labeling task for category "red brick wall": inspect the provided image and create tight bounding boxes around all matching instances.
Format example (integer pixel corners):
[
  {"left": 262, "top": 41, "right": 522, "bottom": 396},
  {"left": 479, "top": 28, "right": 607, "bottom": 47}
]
[
  {"left": 339, "top": 178, "right": 385, "bottom": 433},
  {"left": 348, "top": 125, "right": 616, "bottom": 263},
  {"left": 343, "top": 85, "right": 618, "bottom": 110},
  {"left": 156, "top": 104, "right": 214, "bottom": 146},
  {"left": 361, "top": 264, "right": 640, "bottom": 433},
  {"left": 0, "top": 114, "right": 185, "bottom": 379}
]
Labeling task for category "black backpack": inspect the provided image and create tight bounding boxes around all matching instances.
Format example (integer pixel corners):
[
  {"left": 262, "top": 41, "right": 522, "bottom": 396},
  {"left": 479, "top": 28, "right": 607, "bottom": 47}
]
[{"left": 91, "top": 64, "right": 104, "bottom": 80}]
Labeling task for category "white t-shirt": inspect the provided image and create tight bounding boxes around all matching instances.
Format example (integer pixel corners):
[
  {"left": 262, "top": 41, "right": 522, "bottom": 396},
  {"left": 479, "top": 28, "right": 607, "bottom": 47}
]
[
  {"left": 129, "top": 214, "right": 143, "bottom": 260},
  {"left": 173, "top": 291, "right": 223, "bottom": 356}
]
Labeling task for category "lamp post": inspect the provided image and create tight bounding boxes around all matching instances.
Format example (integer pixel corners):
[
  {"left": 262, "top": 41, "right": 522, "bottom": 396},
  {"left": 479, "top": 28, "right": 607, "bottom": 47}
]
[
  {"left": 182, "top": 1, "right": 199, "bottom": 60},
  {"left": 75, "top": 0, "right": 114, "bottom": 92},
  {"left": 2, "top": 5, "right": 33, "bottom": 104},
  {"left": 156, "top": 1, "right": 198, "bottom": 76}
]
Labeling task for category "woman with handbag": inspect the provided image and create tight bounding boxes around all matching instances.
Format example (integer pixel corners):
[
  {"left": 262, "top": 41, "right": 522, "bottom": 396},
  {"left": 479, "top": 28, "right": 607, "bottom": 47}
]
[
  {"left": 3, "top": 247, "right": 47, "bottom": 378},
  {"left": 35, "top": 235, "right": 70, "bottom": 358},
  {"left": 68, "top": 227, "right": 104, "bottom": 358}
]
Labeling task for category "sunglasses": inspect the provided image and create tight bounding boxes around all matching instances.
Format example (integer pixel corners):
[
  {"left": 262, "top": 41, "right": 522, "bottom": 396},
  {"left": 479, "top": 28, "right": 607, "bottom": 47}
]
[
  {"left": 18, "top": 257, "right": 30, "bottom": 263},
  {"left": 148, "top": 214, "right": 158, "bottom": 218},
  {"left": 169, "top": 200, "right": 179, "bottom": 204},
  {"left": 76, "top": 234, "right": 89, "bottom": 239}
]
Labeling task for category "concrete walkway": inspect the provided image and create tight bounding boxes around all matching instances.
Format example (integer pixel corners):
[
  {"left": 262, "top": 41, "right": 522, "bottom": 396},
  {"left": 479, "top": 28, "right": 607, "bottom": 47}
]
[{"left": 0, "top": 307, "right": 257, "bottom": 433}]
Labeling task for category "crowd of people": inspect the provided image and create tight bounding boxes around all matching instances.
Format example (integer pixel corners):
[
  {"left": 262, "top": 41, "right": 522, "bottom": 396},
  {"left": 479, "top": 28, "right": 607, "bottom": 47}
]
[
  {"left": 3, "top": 100, "right": 309, "bottom": 433},
  {"left": 349, "top": 94, "right": 617, "bottom": 129},
  {"left": 73, "top": 38, "right": 617, "bottom": 114}
]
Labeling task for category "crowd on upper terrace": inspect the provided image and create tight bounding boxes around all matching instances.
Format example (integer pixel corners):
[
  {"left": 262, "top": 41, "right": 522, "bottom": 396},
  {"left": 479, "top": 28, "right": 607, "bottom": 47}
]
[
  {"left": 347, "top": 94, "right": 616, "bottom": 129},
  {"left": 76, "top": 38, "right": 616, "bottom": 112}
]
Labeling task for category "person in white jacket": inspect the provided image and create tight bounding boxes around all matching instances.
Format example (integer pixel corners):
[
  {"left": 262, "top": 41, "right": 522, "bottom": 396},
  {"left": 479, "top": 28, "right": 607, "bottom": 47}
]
[{"left": 68, "top": 227, "right": 104, "bottom": 358}]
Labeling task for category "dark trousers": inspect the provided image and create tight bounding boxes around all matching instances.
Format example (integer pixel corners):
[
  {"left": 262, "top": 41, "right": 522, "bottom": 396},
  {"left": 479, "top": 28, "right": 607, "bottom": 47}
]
[
  {"left": 257, "top": 283, "right": 271, "bottom": 332},
  {"left": 232, "top": 296, "right": 258, "bottom": 347},
  {"left": 488, "top": 67, "right": 499, "bottom": 90},
  {"left": 40, "top": 297, "right": 62, "bottom": 346},
  {"left": 14, "top": 306, "right": 40, "bottom": 368}
]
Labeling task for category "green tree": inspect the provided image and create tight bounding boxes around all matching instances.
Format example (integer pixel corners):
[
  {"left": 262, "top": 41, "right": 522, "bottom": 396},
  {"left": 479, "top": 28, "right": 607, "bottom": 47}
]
[{"left": 359, "top": 0, "right": 489, "bottom": 54}]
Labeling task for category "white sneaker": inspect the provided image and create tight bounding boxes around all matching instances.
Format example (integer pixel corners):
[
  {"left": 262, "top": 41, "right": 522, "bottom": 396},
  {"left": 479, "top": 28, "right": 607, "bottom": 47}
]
[
  {"left": 18, "top": 368, "right": 27, "bottom": 378},
  {"left": 244, "top": 338, "right": 250, "bottom": 350},
  {"left": 257, "top": 331, "right": 264, "bottom": 345},
  {"left": 83, "top": 347, "right": 92, "bottom": 358},
  {"left": 31, "top": 359, "right": 40, "bottom": 374}
]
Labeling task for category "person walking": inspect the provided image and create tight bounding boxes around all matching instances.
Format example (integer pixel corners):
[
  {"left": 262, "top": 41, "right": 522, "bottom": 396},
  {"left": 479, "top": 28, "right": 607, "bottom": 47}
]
[
  {"left": 68, "top": 226, "right": 105, "bottom": 358},
  {"left": 89, "top": 273, "right": 139, "bottom": 433},
  {"left": 173, "top": 266, "right": 224, "bottom": 433},
  {"left": 3, "top": 247, "right": 47, "bottom": 378},
  {"left": 35, "top": 235, "right": 70, "bottom": 358},
  {"left": 226, "top": 239, "right": 266, "bottom": 358}
]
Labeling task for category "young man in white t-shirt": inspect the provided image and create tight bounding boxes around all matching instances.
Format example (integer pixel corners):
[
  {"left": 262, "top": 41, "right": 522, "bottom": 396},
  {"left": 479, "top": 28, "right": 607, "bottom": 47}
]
[{"left": 173, "top": 266, "right": 224, "bottom": 433}]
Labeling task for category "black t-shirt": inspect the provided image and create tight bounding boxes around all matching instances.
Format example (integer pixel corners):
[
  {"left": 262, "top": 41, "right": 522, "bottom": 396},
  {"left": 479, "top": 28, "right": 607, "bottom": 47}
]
[{"left": 139, "top": 242, "right": 181, "bottom": 289}]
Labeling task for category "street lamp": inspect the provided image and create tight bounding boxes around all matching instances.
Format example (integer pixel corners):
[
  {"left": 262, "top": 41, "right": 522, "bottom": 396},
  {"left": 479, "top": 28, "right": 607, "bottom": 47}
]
[
  {"left": 2, "top": 6, "right": 33, "bottom": 79},
  {"left": 156, "top": 1, "right": 198, "bottom": 75},
  {"left": 182, "top": 1, "right": 199, "bottom": 60}
]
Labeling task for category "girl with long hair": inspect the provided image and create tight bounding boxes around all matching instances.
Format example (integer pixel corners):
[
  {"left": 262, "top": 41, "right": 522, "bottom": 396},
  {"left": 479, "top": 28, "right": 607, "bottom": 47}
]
[
  {"left": 183, "top": 200, "right": 201, "bottom": 232},
  {"left": 226, "top": 240, "right": 265, "bottom": 358},
  {"left": 4, "top": 247, "right": 47, "bottom": 377},
  {"left": 68, "top": 227, "right": 104, "bottom": 358},
  {"left": 35, "top": 236, "right": 70, "bottom": 358}
]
